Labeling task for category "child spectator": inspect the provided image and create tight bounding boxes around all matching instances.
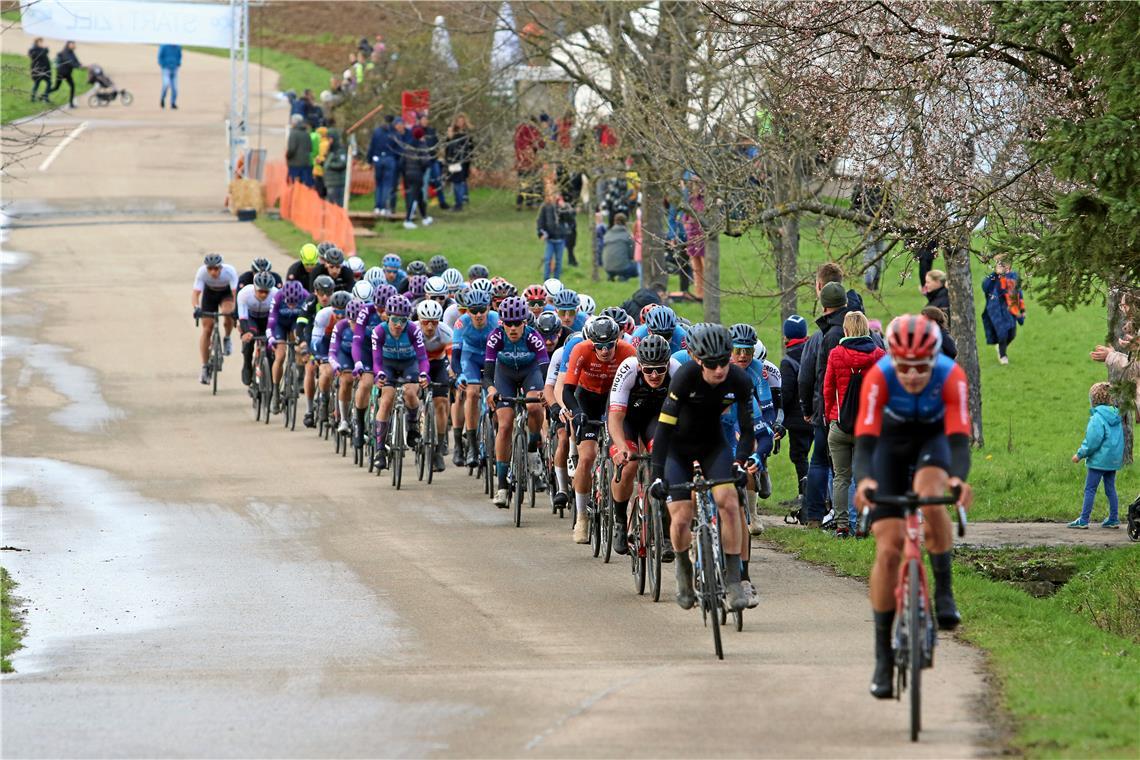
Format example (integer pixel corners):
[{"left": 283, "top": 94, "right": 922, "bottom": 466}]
[{"left": 1068, "top": 382, "right": 1124, "bottom": 528}]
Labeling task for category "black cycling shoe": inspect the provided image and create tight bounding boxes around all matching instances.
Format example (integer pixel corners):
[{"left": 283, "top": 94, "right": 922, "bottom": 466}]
[
  {"left": 452, "top": 446, "right": 465, "bottom": 467},
  {"left": 465, "top": 452, "right": 479, "bottom": 468},
  {"left": 303, "top": 412, "right": 315, "bottom": 429},
  {"left": 935, "top": 592, "right": 962, "bottom": 631},
  {"left": 373, "top": 449, "right": 388, "bottom": 471},
  {"left": 353, "top": 427, "right": 365, "bottom": 450},
  {"left": 661, "top": 538, "right": 676, "bottom": 563},
  {"left": 870, "top": 656, "right": 895, "bottom": 699},
  {"left": 612, "top": 524, "right": 629, "bottom": 555},
  {"left": 407, "top": 428, "right": 421, "bottom": 448},
  {"left": 241, "top": 365, "right": 253, "bottom": 386},
  {"left": 674, "top": 556, "right": 696, "bottom": 610},
  {"left": 553, "top": 491, "right": 569, "bottom": 508},
  {"left": 432, "top": 451, "right": 446, "bottom": 472}
]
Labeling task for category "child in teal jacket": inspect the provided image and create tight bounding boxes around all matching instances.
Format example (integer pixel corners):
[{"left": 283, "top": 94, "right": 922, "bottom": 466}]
[{"left": 1069, "top": 382, "right": 1125, "bottom": 528}]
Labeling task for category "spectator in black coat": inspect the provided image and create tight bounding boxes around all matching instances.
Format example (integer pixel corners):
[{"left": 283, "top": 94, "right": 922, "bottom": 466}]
[
  {"left": 417, "top": 113, "right": 448, "bottom": 210},
  {"left": 401, "top": 127, "right": 433, "bottom": 229},
  {"left": 780, "top": 315, "right": 812, "bottom": 496},
  {"left": 921, "top": 306, "right": 958, "bottom": 359},
  {"left": 50, "top": 41, "right": 82, "bottom": 108},
  {"left": 444, "top": 113, "right": 474, "bottom": 211},
  {"left": 923, "top": 268, "right": 952, "bottom": 328},
  {"left": 28, "top": 38, "right": 52, "bottom": 102}
]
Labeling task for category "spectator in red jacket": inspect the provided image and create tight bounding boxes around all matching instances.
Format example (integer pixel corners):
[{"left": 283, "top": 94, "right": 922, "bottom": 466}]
[
  {"left": 514, "top": 117, "right": 544, "bottom": 211},
  {"left": 823, "top": 311, "right": 885, "bottom": 537}
]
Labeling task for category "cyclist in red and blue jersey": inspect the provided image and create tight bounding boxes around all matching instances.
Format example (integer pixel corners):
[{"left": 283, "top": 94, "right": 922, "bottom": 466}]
[
  {"left": 267, "top": 279, "right": 310, "bottom": 413},
  {"left": 451, "top": 288, "right": 500, "bottom": 467},
  {"left": 484, "top": 296, "right": 550, "bottom": 507},
  {"left": 370, "top": 295, "right": 430, "bottom": 471},
  {"left": 853, "top": 314, "right": 974, "bottom": 700}
]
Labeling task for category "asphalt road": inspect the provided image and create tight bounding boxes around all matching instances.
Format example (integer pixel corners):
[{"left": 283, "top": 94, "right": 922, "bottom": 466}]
[{"left": 0, "top": 30, "right": 992, "bottom": 758}]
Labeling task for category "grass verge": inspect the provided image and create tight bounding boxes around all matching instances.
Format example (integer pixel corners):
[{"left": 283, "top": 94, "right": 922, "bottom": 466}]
[
  {"left": 762, "top": 527, "right": 1140, "bottom": 757},
  {"left": 1, "top": 567, "right": 25, "bottom": 672},
  {"left": 1, "top": 52, "right": 93, "bottom": 124},
  {"left": 186, "top": 45, "right": 333, "bottom": 94}
]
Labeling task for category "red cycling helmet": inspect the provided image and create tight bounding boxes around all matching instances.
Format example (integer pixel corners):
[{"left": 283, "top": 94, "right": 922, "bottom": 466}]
[
  {"left": 640, "top": 303, "right": 660, "bottom": 324},
  {"left": 523, "top": 284, "right": 547, "bottom": 303},
  {"left": 886, "top": 314, "right": 942, "bottom": 366}
]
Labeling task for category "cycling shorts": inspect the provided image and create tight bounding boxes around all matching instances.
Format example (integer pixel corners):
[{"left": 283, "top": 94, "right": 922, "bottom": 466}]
[
  {"left": 272, "top": 317, "right": 298, "bottom": 342},
  {"left": 492, "top": 363, "right": 544, "bottom": 408},
  {"left": 336, "top": 344, "right": 354, "bottom": 372},
  {"left": 380, "top": 357, "right": 421, "bottom": 385},
  {"left": 869, "top": 432, "right": 951, "bottom": 523},
  {"left": 427, "top": 359, "right": 450, "bottom": 398},
  {"left": 620, "top": 414, "right": 657, "bottom": 449},
  {"left": 663, "top": 445, "right": 734, "bottom": 502},
  {"left": 461, "top": 354, "right": 486, "bottom": 385},
  {"left": 243, "top": 315, "right": 269, "bottom": 337},
  {"left": 201, "top": 286, "right": 233, "bottom": 314},
  {"left": 573, "top": 389, "right": 607, "bottom": 443}
]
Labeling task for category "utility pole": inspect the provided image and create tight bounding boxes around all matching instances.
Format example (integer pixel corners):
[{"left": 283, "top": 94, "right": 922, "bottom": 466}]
[{"left": 227, "top": 0, "right": 250, "bottom": 182}]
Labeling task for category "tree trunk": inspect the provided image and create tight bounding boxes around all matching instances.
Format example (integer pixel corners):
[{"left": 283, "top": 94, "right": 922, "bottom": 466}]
[
  {"left": 945, "top": 245, "right": 984, "bottom": 446},
  {"left": 1107, "top": 285, "right": 1135, "bottom": 463},
  {"left": 766, "top": 214, "right": 800, "bottom": 322},
  {"left": 703, "top": 233, "right": 720, "bottom": 323},
  {"left": 641, "top": 177, "right": 668, "bottom": 291}
]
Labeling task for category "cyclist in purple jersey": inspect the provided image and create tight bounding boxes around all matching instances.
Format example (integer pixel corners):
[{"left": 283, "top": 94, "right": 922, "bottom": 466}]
[
  {"left": 329, "top": 299, "right": 363, "bottom": 433},
  {"left": 348, "top": 281, "right": 384, "bottom": 449},
  {"left": 369, "top": 295, "right": 429, "bottom": 470},
  {"left": 191, "top": 253, "right": 239, "bottom": 384},
  {"left": 267, "top": 280, "right": 310, "bottom": 413}
]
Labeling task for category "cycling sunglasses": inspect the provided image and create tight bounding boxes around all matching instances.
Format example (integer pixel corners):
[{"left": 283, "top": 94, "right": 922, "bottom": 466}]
[
  {"left": 731, "top": 345, "right": 755, "bottom": 355},
  {"left": 895, "top": 360, "right": 934, "bottom": 375},
  {"left": 594, "top": 341, "right": 616, "bottom": 352},
  {"left": 389, "top": 316, "right": 408, "bottom": 326},
  {"left": 467, "top": 306, "right": 489, "bottom": 315},
  {"left": 527, "top": 299, "right": 546, "bottom": 307},
  {"left": 255, "top": 288, "right": 270, "bottom": 296},
  {"left": 557, "top": 309, "right": 577, "bottom": 316},
  {"left": 702, "top": 356, "right": 730, "bottom": 369},
  {"left": 641, "top": 365, "right": 668, "bottom": 376},
  {"left": 503, "top": 319, "right": 526, "bottom": 328}
]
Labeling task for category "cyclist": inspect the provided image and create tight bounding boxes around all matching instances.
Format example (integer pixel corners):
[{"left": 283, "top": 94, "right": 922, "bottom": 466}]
[
  {"left": 491, "top": 280, "right": 517, "bottom": 312},
  {"left": 236, "top": 271, "right": 278, "bottom": 386},
  {"left": 420, "top": 276, "right": 453, "bottom": 312},
  {"left": 543, "top": 314, "right": 580, "bottom": 510},
  {"left": 853, "top": 314, "right": 973, "bottom": 699},
  {"left": 382, "top": 253, "right": 408, "bottom": 293},
  {"left": 648, "top": 322, "right": 754, "bottom": 612},
  {"left": 346, "top": 256, "right": 366, "bottom": 281},
  {"left": 523, "top": 284, "right": 548, "bottom": 318},
  {"left": 553, "top": 288, "right": 585, "bottom": 331},
  {"left": 350, "top": 280, "right": 381, "bottom": 448},
  {"left": 443, "top": 285, "right": 467, "bottom": 329},
  {"left": 407, "top": 260, "right": 430, "bottom": 279},
  {"left": 238, "top": 256, "right": 283, "bottom": 290},
  {"left": 631, "top": 306, "right": 686, "bottom": 352},
  {"left": 309, "top": 291, "right": 352, "bottom": 427},
  {"left": 429, "top": 254, "right": 449, "bottom": 277},
  {"left": 267, "top": 280, "right": 311, "bottom": 412},
  {"left": 310, "top": 246, "right": 355, "bottom": 292},
  {"left": 192, "top": 253, "right": 239, "bottom": 384},
  {"left": 467, "top": 263, "right": 490, "bottom": 282},
  {"left": 484, "top": 296, "right": 550, "bottom": 507},
  {"left": 370, "top": 295, "right": 430, "bottom": 470},
  {"left": 286, "top": 243, "right": 320, "bottom": 289},
  {"left": 561, "top": 315, "right": 635, "bottom": 543},
  {"left": 415, "top": 299, "right": 454, "bottom": 472},
  {"left": 329, "top": 297, "right": 365, "bottom": 434},
  {"left": 608, "top": 334, "right": 680, "bottom": 557},
  {"left": 451, "top": 288, "right": 500, "bottom": 467},
  {"left": 295, "top": 275, "right": 336, "bottom": 428},
  {"left": 441, "top": 268, "right": 465, "bottom": 297}
]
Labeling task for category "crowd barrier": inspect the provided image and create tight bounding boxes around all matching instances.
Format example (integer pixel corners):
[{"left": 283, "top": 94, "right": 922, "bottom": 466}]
[{"left": 263, "top": 161, "right": 356, "bottom": 254}]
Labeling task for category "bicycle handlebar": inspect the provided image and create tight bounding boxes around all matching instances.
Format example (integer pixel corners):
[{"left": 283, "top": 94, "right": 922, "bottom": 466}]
[
  {"left": 614, "top": 452, "right": 652, "bottom": 480},
  {"left": 496, "top": 396, "right": 545, "bottom": 405},
  {"left": 856, "top": 487, "right": 967, "bottom": 538}
]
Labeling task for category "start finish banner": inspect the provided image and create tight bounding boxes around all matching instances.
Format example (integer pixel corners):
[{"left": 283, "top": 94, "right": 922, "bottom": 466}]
[{"left": 19, "top": 0, "right": 233, "bottom": 48}]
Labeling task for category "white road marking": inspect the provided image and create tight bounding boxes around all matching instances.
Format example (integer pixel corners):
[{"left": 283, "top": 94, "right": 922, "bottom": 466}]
[{"left": 37, "top": 120, "right": 88, "bottom": 172}]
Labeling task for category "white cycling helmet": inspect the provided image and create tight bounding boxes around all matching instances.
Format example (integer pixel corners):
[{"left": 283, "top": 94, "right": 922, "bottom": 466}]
[
  {"left": 364, "top": 266, "right": 386, "bottom": 288},
  {"left": 543, "top": 278, "right": 563, "bottom": 297},
  {"left": 416, "top": 299, "right": 444, "bottom": 321},
  {"left": 441, "top": 268, "right": 464, "bottom": 291},
  {"left": 425, "top": 276, "right": 448, "bottom": 297},
  {"left": 471, "top": 277, "right": 494, "bottom": 294},
  {"left": 352, "top": 280, "right": 374, "bottom": 302},
  {"left": 346, "top": 256, "right": 365, "bottom": 275},
  {"left": 755, "top": 339, "right": 767, "bottom": 363},
  {"left": 578, "top": 294, "right": 596, "bottom": 315}
]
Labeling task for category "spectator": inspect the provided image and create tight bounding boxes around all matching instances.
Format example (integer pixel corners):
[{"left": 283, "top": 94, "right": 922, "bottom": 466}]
[
  {"left": 981, "top": 255, "right": 1025, "bottom": 365},
  {"left": 323, "top": 124, "right": 348, "bottom": 207},
  {"left": 50, "top": 41, "right": 82, "bottom": 109},
  {"left": 536, "top": 193, "right": 567, "bottom": 279},
  {"left": 158, "top": 44, "right": 181, "bottom": 109},
  {"left": 923, "top": 269, "right": 951, "bottom": 326},
  {"left": 662, "top": 197, "right": 693, "bottom": 301},
  {"left": 368, "top": 115, "right": 396, "bottom": 215},
  {"left": 602, "top": 213, "right": 639, "bottom": 282},
  {"left": 682, "top": 181, "right": 707, "bottom": 301},
  {"left": 312, "top": 126, "right": 329, "bottom": 198},
  {"left": 514, "top": 117, "right": 544, "bottom": 210},
  {"left": 851, "top": 172, "right": 891, "bottom": 290},
  {"left": 401, "top": 126, "right": 434, "bottom": 229},
  {"left": 444, "top": 113, "right": 474, "bottom": 211},
  {"left": 868, "top": 318, "right": 884, "bottom": 344},
  {"left": 823, "top": 311, "right": 885, "bottom": 537},
  {"left": 285, "top": 114, "right": 313, "bottom": 186},
  {"left": 358, "top": 36, "right": 374, "bottom": 58},
  {"left": 1068, "top": 382, "right": 1124, "bottom": 529},
  {"left": 780, "top": 314, "right": 812, "bottom": 500},
  {"left": 417, "top": 113, "right": 448, "bottom": 210},
  {"left": 921, "top": 306, "right": 958, "bottom": 359},
  {"left": 28, "top": 38, "right": 52, "bottom": 103},
  {"left": 560, "top": 195, "right": 579, "bottom": 267},
  {"left": 388, "top": 117, "right": 410, "bottom": 212}
]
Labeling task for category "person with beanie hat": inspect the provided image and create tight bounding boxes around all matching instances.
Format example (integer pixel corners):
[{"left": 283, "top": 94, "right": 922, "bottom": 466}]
[{"left": 780, "top": 314, "right": 813, "bottom": 505}]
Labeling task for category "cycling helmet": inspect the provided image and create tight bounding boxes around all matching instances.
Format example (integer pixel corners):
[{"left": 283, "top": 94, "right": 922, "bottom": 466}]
[
  {"left": 313, "top": 274, "right": 336, "bottom": 295},
  {"left": 330, "top": 291, "right": 352, "bottom": 310},
  {"left": 640, "top": 303, "right": 660, "bottom": 324},
  {"left": 382, "top": 253, "right": 402, "bottom": 269},
  {"left": 543, "top": 278, "right": 563, "bottom": 297},
  {"left": 536, "top": 310, "right": 562, "bottom": 337},
  {"left": 553, "top": 288, "right": 579, "bottom": 311},
  {"left": 686, "top": 323, "right": 733, "bottom": 363},
  {"left": 729, "top": 322, "right": 758, "bottom": 348},
  {"left": 204, "top": 253, "right": 224, "bottom": 267},
  {"left": 498, "top": 296, "right": 529, "bottom": 322},
  {"left": 636, "top": 333, "right": 672, "bottom": 365},
  {"left": 468, "top": 263, "right": 490, "bottom": 280},
  {"left": 578, "top": 294, "right": 596, "bottom": 315},
  {"left": 755, "top": 339, "right": 768, "bottom": 363},
  {"left": 282, "top": 280, "right": 307, "bottom": 303},
  {"left": 252, "top": 271, "right": 276, "bottom": 290},
  {"left": 429, "top": 255, "right": 449, "bottom": 275},
  {"left": 407, "top": 260, "right": 429, "bottom": 277},
  {"left": 407, "top": 274, "right": 428, "bottom": 298},
  {"left": 317, "top": 241, "right": 335, "bottom": 257},
  {"left": 471, "top": 278, "right": 494, "bottom": 294},
  {"left": 601, "top": 306, "right": 629, "bottom": 328},
  {"left": 622, "top": 314, "right": 636, "bottom": 334},
  {"left": 364, "top": 266, "right": 386, "bottom": 288},
  {"left": 352, "top": 280, "right": 375, "bottom": 302},
  {"left": 456, "top": 288, "right": 471, "bottom": 308},
  {"left": 251, "top": 256, "right": 271, "bottom": 272},
  {"left": 425, "top": 276, "right": 448, "bottom": 297},
  {"left": 374, "top": 283, "right": 398, "bottom": 306},
  {"left": 584, "top": 315, "right": 620, "bottom": 344},
  {"left": 466, "top": 289, "right": 492, "bottom": 310},
  {"left": 493, "top": 281, "right": 517, "bottom": 299},
  {"left": 441, "top": 268, "right": 464, "bottom": 291},
  {"left": 887, "top": 314, "right": 941, "bottom": 365},
  {"left": 299, "top": 244, "right": 319, "bottom": 266},
  {"left": 386, "top": 295, "right": 413, "bottom": 318},
  {"left": 646, "top": 306, "right": 677, "bottom": 335},
  {"left": 416, "top": 299, "right": 444, "bottom": 321},
  {"left": 490, "top": 276, "right": 507, "bottom": 288},
  {"left": 346, "top": 256, "right": 365, "bottom": 276},
  {"left": 346, "top": 299, "right": 364, "bottom": 322},
  {"left": 523, "top": 284, "right": 547, "bottom": 302},
  {"left": 324, "top": 247, "right": 345, "bottom": 266}
]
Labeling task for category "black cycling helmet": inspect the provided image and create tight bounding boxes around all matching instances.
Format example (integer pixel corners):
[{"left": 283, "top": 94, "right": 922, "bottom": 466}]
[
  {"left": 324, "top": 247, "right": 345, "bottom": 266},
  {"left": 600, "top": 306, "right": 629, "bottom": 326},
  {"left": 317, "top": 241, "right": 335, "bottom": 256},
  {"left": 251, "top": 257, "right": 272, "bottom": 272},
  {"left": 468, "top": 263, "right": 489, "bottom": 280},
  {"left": 584, "top": 315, "right": 620, "bottom": 344},
  {"left": 252, "top": 271, "right": 276, "bottom": 290},
  {"left": 429, "top": 254, "right": 449, "bottom": 275},
  {"left": 493, "top": 280, "right": 517, "bottom": 299},
  {"left": 536, "top": 310, "right": 562, "bottom": 337},
  {"left": 330, "top": 291, "right": 352, "bottom": 310},
  {"left": 203, "top": 253, "right": 224, "bottom": 267},
  {"left": 636, "top": 333, "right": 672, "bottom": 365},
  {"left": 686, "top": 322, "right": 732, "bottom": 363},
  {"left": 407, "top": 260, "right": 429, "bottom": 277},
  {"left": 313, "top": 274, "right": 336, "bottom": 295},
  {"left": 729, "top": 322, "right": 757, "bottom": 348}
]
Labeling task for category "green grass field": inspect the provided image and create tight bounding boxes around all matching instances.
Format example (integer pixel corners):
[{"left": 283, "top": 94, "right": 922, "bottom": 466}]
[
  {"left": 186, "top": 45, "right": 333, "bottom": 95},
  {"left": 257, "top": 185, "right": 1136, "bottom": 521},
  {"left": 1, "top": 567, "right": 24, "bottom": 672},
  {"left": 1, "top": 52, "right": 93, "bottom": 123}
]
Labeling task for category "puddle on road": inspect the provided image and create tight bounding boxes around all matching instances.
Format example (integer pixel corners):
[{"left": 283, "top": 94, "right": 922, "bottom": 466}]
[
  {"left": 1, "top": 336, "right": 123, "bottom": 432},
  {"left": 1, "top": 458, "right": 409, "bottom": 675}
]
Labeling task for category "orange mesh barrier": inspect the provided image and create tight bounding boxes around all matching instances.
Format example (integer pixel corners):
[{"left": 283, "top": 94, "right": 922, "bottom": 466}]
[{"left": 264, "top": 160, "right": 356, "bottom": 254}]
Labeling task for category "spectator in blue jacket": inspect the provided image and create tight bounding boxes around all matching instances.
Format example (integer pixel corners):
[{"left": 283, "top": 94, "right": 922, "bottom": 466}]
[
  {"left": 158, "top": 44, "right": 182, "bottom": 109},
  {"left": 1068, "top": 382, "right": 1124, "bottom": 529}
]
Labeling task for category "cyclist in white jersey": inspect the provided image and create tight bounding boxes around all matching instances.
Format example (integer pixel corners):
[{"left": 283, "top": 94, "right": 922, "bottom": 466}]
[{"left": 192, "top": 253, "right": 239, "bottom": 384}]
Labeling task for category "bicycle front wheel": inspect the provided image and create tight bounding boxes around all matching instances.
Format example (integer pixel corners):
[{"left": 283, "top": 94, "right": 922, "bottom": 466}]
[
  {"left": 600, "top": 460, "right": 614, "bottom": 563},
  {"left": 908, "top": 559, "right": 922, "bottom": 742},
  {"left": 512, "top": 426, "right": 526, "bottom": 527},
  {"left": 392, "top": 413, "right": 404, "bottom": 490},
  {"left": 425, "top": 410, "right": 437, "bottom": 485},
  {"left": 699, "top": 526, "right": 723, "bottom": 660},
  {"left": 631, "top": 497, "right": 645, "bottom": 595},
  {"left": 649, "top": 497, "right": 662, "bottom": 602}
]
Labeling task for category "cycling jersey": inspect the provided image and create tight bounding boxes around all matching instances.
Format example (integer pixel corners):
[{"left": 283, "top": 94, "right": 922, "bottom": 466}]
[
  {"left": 450, "top": 311, "right": 501, "bottom": 381},
  {"left": 193, "top": 263, "right": 239, "bottom": 293},
  {"left": 387, "top": 269, "right": 408, "bottom": 293},
  {"left": 294, "top": 295, "right": 326, "bottom": 345},
  {"left": 545, "top": 346, "right": 564, "bottom": 387},
  {"left": 309, "top": 306, "right": 340, "bottom": 359},
  {"left": 485, "top": 325, "right": 549, "bottom": 371},
  {"left": 608, "top": 355, "right": 682, "bottom": 414},
  {"left": 557, "top": 332, "right": 586, "bottom": 373},
  {"left": 285, "top": 260, "right": 315, "bottom": 290},
  {"left": 237, "top": 270, "right": 283, "bottom": 290},
  {"left": 351, "top": 304, "right": 383, "bottom": 367},
  {"left": 420, "top": 322, "right": 454, "bottom": 362},
  {"left": 671, "top": 348, "right": 691, "bottom": 365},
  {"left": 236, "top": 284, "right": 276, "bottom": 321},
  {"left": 371, "top": 321, "right": 430, "bottom": 378},
  {"left": 563, "top": 339, "right": 636, "bottom": 395},
  {"left": 268, "top": 287, "right": 310, "bottom": 340},
  {"left": 631, "top": 324, "right": 686, "bottom": 353},
  {"left": 330, "top": 319, "right": 355, "bottom": 373},
  {"left": 442, "top": 302, "right": 464, "bottom": 329},
  {"left": 310, "top": 263, "right": 355, "bottom": 292}
]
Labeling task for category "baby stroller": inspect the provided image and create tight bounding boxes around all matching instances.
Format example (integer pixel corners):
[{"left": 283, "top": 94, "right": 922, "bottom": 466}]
[{"left": 86, "top": 65, "right": 133, "bottom": 107}]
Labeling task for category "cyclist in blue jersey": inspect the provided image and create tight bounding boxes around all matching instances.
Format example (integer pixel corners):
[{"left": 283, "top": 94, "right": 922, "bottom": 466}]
[
  {"left": 484, "top": 296, "right": 551, "bottom": 507},
  {"left": 553, "top": 288, "right": 586, "bottom": 331},
  {"left": 382, "top": 253, "right": 408, "bottom": 293},
  {"left": 370, "top": 295, "right": 430, "bottom": 470},
  {"left": 631, "top": 306, "right": 686, "bottom": 353},
  {"left": 451, "top": 288, "right": 500, "bottom": 466},
  {"left": 267, "top": 280, "right": 310, "bottom": 413}
]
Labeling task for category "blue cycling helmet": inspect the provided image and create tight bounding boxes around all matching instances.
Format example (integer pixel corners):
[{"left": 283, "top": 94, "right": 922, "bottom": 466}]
[
  {"left": 553, "top": 288, "right": 579, "bottom": 311},
  {"left": 498, "top": 296, "right": 529, "bottom": 322},
  {"left": 382, "top": 253, "right": 402, "bottom": 269},
  {"left": 646, "top": 306, "right": 677, "bottom": 335},
  {"left": 386, "top": 295, "right": 412, "bottom": 318},
  {"left": 465, "top": 289, "right": 492, "bottom": 309},
  {"left": 730, "top": 323, "right": 758, "bottom": 348}
]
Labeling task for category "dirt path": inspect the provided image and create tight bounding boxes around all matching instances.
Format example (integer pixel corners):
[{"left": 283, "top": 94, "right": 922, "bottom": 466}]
[
  {"left": 962, "top": 522, "right": 1134, "bottom": 549},
  {"left": 1, "top": 28, "right": 994, "bottom": 758}
]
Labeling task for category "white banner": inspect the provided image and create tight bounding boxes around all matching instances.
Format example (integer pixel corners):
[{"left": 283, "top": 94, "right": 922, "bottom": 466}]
[{"left": 19, "top": 0, "right": 233, "bottom": 48}]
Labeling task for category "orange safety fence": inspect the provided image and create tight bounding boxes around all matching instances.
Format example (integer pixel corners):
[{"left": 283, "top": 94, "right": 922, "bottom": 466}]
[{"left": 264, "top": 160, "right": 356, "bottom": 255}]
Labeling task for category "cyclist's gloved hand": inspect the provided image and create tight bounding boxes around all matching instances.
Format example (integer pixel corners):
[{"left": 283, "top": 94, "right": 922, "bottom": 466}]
[
  {"left": 773, "top": 423, "right": 786, "bottom": 439},
  {"left": 419, "top": 372, "right": 429, "bottom": 388},
  {"left": 745, "top": 453, "right": 762, "bottom": 473},
  {"left": 734, "top": 462, "right": 749, "bottom": 487},
  {"left": 649, "top": 478, "right": 669, "bottom": 501},
  {"left": 572, "top": 412, "right": 588, "bottom": 430},
  {"left": 352, "top": 361, "right": 364, "bottom": 378},
  {"left": 549, "top": 402, "right": 562, "bottom": 419},
  {"left": 457, "top": 374, "right": 468, "bottom": 387},
  {"left": 267, "top": 336, "right": 277, "bottom": 351},
  {"left": 193, "top": 307, "right": 203, "bottom": 320}
]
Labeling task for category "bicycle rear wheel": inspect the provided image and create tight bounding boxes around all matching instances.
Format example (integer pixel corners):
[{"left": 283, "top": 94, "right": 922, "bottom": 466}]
[
  {"left": 699, "top": 526, "right": 723, "bottom": 660},
  {"left": 512, "top": 426, "right": 526, "bottom": 527},
  {"left": 600, "top": 460, "right": 614, "bottom": 563},
  {"left": 908, "top": 559, "right": 922, "bottom": 742},
  {"left": 649, "top": 497, "right": 662, "bottom": 602},
  {"left": 259, "top": 354, "right": 273, "bottom": 425},
  {"left": 631, "top": 497, "right": 645, "bottom": 595},
  {"left": 425, "top": 410, "right": 437, "bottom": 485}
]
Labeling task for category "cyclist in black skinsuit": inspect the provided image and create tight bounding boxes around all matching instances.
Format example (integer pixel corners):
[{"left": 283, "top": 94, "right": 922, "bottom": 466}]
[
  {"left": 238, "top": 257, "right": 283, "bottom": 290},
  {"left": 310, "top": 246, "right": 355, "bottom": 292},
  {"left": 650, "top": 323, "right": 754, "bottom": 612}
]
